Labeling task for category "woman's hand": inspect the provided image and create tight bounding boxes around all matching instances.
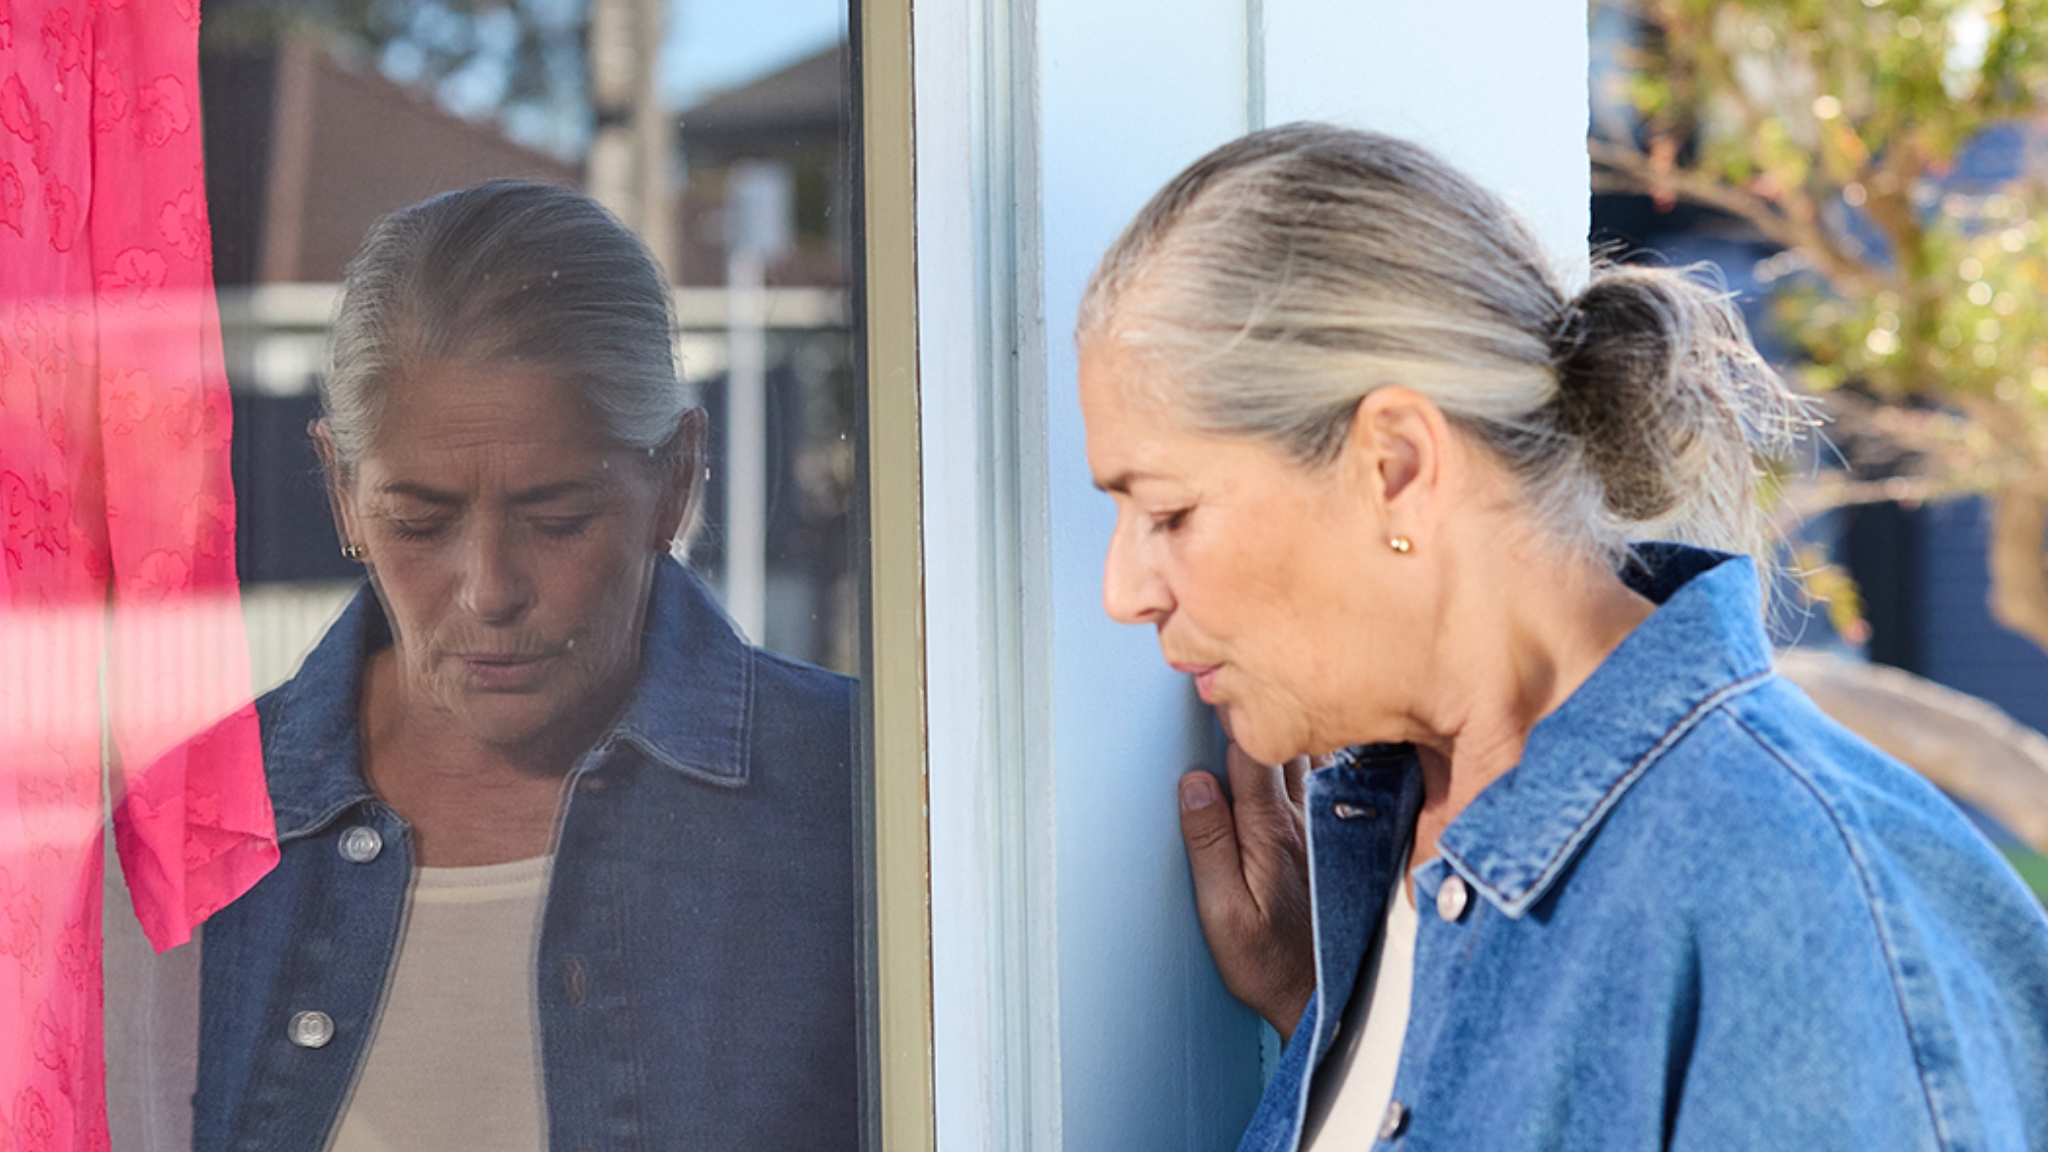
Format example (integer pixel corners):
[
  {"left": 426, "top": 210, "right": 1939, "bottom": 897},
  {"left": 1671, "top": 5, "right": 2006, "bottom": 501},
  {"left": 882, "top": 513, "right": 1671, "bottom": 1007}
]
[{"left": 1179, "top": 742, "right": 1316, "bottom": 1042}]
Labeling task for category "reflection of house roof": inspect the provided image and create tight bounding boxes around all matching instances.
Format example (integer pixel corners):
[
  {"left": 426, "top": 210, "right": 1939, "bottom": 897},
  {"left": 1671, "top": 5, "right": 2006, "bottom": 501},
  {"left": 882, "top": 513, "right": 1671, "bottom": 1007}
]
[
  {"left": 679, "top": 42, "right": 845, "bottom": 142},
  {"left": 202, "top": 35, "right": 580, "bottom": 285}
]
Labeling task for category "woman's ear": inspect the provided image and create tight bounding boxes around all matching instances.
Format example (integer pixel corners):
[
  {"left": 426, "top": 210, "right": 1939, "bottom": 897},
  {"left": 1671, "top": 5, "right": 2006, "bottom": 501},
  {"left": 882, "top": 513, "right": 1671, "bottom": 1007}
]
[
  {"left": 310, "top": 419, "right": 363, "bottom": 558},
  {"left": 654, "top": 407, "right": 710, "bottom": 551},
  {"left": 1342, "top": 386, "right": 1455, "bottom": 538}
]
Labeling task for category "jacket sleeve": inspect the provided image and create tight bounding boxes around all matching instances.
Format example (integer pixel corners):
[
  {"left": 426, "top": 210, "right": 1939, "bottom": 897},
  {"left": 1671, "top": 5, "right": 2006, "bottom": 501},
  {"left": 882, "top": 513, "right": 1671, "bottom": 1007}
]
[
  {"left": 1664, "top": 770, "right": 2038, "bottom": 1150},
  {"left": 1667, "top": 695, "right": 2048, "bottom": 1152}
]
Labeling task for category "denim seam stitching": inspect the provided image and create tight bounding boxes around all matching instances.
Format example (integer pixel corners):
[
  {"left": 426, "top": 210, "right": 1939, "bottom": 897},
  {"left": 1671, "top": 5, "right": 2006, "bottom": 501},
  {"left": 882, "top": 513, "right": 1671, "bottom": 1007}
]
[
  {"left": 1727, "top": 703, "right": 1955, "bottom": 1152},
  {"left": 604, "top": 848, "right": 654, "bottom": 1147},
  {"left": 735, "top": 646, "right": 756, "bottom": 781},
  {"left": 274, "top": 791, "right": 381, "bottom": 844},
  {"left": 1461, "top": 668, "right": 1773, "bottom": 917},
  {"left": 610, "top": 723, "right": 749, "bottom": 788}
]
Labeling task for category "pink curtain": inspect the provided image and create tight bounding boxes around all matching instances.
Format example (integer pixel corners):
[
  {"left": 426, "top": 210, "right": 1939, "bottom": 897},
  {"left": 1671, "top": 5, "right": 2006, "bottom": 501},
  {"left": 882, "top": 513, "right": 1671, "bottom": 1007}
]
[{"left": 2, "top": 1, "right": 277, "bottom": 1148}]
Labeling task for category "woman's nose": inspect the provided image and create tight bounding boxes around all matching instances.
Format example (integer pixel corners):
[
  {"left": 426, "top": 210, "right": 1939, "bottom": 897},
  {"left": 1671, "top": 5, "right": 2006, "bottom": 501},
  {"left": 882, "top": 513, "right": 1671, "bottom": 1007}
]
[
  {"left": 459, "top": 521, "right": 534, "bottom": 623},
  {"left": 1101, "top": 522, "right": 1172, "bottom": 625}
]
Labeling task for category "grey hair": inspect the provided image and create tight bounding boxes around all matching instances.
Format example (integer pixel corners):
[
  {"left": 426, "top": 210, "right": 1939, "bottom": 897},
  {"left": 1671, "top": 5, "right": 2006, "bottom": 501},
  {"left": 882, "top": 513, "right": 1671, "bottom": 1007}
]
[
  {"left": 323, "top": 179, "right": 693, "bottom": 471},
  {"left": 1077, "top": 123, "right": 1808, "bottom": 567}
]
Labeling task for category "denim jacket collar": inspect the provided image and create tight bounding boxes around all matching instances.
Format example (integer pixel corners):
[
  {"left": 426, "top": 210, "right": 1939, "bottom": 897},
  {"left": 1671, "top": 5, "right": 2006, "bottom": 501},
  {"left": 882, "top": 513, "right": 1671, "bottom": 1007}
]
[
  {"left": 262, "top": 558, "right": 752, "bottom": 841},
  {"left": 1436, "top": 544, "right": 1773, "bottom": 918}
]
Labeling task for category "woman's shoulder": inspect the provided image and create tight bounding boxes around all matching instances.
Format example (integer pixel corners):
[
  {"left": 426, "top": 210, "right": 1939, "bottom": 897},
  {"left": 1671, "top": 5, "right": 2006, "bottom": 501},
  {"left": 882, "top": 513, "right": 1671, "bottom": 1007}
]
[
  {"left": 1676, "top": 673, "right": 1981, "bottom": 844},
  {"left": 1620, "top": 671, "right": 2048, "bottom": 1141},
  {"left": 743, "top": 649, "right": 856, "bottom": 771},
  {"left": 1620, "top": 674, "right": 1987, "bottom": 866},
  {"left": 1611, "top": 670, "right": 2048, "bottom": 964},
  {"left": 745, "top": 644, "right": 857, "bottom": 717}
]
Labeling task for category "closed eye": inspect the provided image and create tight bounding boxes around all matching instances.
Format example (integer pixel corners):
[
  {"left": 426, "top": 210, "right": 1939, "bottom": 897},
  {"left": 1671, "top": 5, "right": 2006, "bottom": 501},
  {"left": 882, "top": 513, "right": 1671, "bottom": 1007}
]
[
  {"left": 533, "top": 514, "right": 597, "bottom": 539},
  {"left": 1150, "top": 507, "right": 1192, "bottom": 534},
  {"left": 385, "top": 517, "right": 450, "bottom": 541}
]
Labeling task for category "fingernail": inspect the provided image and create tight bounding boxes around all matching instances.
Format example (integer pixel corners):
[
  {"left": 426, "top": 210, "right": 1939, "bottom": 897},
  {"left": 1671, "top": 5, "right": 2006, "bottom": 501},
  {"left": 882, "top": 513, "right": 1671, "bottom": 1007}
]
[{"left": 1182, "top": 775, "right": 1218, "bottom": 810}]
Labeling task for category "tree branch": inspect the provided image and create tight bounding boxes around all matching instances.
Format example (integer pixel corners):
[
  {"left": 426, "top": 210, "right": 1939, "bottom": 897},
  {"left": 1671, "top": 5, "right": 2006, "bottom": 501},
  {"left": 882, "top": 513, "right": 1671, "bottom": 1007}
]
[{"left": 1590, "top": 138, "right": 1886, "bottom": 296}]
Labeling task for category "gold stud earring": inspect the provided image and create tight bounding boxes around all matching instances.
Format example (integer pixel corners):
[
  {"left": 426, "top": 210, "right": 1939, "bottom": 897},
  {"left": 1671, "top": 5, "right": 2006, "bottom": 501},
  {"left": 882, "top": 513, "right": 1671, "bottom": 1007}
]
[
  {"left": 341, "top": 544, "right": 366, "bottom": 561},
  {"left": 1388, "top": 535, "right": 1413, "bottom": 554}
]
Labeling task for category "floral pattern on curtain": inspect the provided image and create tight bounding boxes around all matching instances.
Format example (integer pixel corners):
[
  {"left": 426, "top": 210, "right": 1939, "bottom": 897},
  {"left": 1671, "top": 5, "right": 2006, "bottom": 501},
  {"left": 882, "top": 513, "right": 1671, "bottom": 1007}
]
[{"left": 2, "top": 1, "right": 278, "bottom": 1148}]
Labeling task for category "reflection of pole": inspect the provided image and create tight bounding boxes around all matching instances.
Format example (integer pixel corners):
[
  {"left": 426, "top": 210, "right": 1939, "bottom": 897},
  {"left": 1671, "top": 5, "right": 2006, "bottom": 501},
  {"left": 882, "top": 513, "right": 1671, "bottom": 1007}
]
[
  {"left": 724, "top": 245, "right": 768, "bottom": 643},
  {"left": 721, "top": 162, "right": 791, "bottom": 645},
  {"left": 587, "top": 0, "right": 671, "bottom": 275},
  {"left": 633, "top": 0, "right": 672, "bottom": 274}
]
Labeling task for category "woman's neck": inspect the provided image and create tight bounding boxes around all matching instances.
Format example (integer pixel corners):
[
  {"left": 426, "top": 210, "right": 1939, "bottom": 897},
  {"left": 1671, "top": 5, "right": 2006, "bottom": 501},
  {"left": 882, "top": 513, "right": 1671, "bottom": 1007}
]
[
  {"left": 1401, "top": 538, "right": 1656, "bottom": 874},
  {"left": 357, "top": 648, "right": 584, "bottom": 867}
]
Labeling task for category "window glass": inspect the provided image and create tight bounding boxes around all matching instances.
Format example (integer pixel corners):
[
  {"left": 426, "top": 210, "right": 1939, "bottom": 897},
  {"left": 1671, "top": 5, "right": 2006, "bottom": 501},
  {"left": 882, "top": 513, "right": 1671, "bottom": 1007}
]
[{"left": 73, "top": 2, "right": 876, "bottom": 1148}]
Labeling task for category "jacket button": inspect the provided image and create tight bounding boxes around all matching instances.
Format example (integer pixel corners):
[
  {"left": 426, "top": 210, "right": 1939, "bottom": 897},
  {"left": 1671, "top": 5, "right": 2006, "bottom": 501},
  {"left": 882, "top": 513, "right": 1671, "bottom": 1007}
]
[
  {"left": 1436, "top": 875, "right": 1470, "bottom": 923},
  {"left": 1332, "top": 802, "right": 1376, "bottom": 820},
  {"left": 561, "top": 956, "right": 589, "bottom": 1006},
  {"left": 338, "top": 826, "right": 383, "bottom": 863},
  {"left": 288, "top": 1011, "right": 335, "bottom": 1048},
  {"left": 1377, "top": 1098, "right": 1409, "bottom": 1141}
]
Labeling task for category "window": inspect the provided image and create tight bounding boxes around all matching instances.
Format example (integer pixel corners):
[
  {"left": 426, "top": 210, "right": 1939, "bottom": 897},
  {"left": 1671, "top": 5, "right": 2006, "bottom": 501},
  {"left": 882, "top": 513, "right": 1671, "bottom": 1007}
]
[{"left": 27, "top": 2, "right": 932, "bottom": 1148}]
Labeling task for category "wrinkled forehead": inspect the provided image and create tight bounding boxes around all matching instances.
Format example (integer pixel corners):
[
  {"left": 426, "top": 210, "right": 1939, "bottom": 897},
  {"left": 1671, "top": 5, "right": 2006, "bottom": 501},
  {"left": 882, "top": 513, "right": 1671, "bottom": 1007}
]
[
  {"left": 359, "top": 359, "right": 617, "bottom": 459},
  {"left": 1077, "top": 340, "right": 1213, "bottom": 484},
  {"left": 1085, "top": 332, "right": 1239, "bottom": 466},
  {"left": 1078, "top": 337, "right": 1184, "bottom": 421}
]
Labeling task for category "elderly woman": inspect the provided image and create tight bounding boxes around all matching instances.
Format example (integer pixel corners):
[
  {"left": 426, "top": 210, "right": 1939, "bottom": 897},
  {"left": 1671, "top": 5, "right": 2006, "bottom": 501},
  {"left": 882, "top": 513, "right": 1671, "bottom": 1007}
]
[
  {"left": 1078, "top": 125, "right": 2048, "bottom": 1151},
  {"left": 191, "top": 182, "right": 858, "bottom": 1151}
]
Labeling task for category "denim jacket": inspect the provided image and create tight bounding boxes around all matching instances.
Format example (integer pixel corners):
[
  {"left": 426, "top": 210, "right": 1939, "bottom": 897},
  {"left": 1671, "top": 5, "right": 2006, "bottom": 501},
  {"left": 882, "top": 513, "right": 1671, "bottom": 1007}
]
[
  {"left": 1240, "top": 546, "right": 2048, "bottom": 1152},
  {"left": 193, "top": 560, "right": 860, "bottom": 1152}
]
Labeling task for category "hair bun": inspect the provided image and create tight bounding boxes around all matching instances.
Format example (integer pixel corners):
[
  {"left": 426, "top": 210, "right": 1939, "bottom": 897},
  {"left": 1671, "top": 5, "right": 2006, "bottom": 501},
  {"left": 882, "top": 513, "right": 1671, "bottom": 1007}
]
[
  {"left": 1549, "top": 276, "right": 1686, "bottom": 524},
  {"left": 1548, "top": 263, "right": 1807, "bottom": 552}
]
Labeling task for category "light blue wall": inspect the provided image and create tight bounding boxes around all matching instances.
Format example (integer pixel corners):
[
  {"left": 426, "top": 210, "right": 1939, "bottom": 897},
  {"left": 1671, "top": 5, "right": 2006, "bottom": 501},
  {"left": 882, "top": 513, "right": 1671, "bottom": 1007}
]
[
  {"left": 1036, "top": 1, "right": 1266, "bottom": 1146},
  {"left": 1262, "top": 0, "right": 1591, "bottom": 267}
]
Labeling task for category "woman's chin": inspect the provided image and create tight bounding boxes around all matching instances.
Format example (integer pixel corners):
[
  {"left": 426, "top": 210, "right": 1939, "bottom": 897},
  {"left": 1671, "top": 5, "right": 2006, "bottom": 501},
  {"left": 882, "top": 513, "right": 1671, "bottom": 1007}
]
[
  {"left": 1229, "top": 722, "right": 1302, "bottom": 768},
  {"left": 1217, "top": 703, "right": 1317, "bottom": 766}
]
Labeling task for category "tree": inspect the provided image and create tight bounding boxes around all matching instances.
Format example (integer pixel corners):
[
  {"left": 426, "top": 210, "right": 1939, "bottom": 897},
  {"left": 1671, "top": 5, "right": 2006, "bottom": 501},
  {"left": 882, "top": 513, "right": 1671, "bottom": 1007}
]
[{"left": 1593, "top": 0, "right": 2048, "bottom": 651}]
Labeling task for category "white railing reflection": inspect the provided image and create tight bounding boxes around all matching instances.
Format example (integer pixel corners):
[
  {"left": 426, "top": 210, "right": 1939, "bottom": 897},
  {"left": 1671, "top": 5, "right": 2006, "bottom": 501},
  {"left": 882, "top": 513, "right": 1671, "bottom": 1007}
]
[
  {"left": 217, "top": 284, "right": 848, "bottom": 400},
  {"left": 240, "top": 582, "right": 358, "bottom": 694}
]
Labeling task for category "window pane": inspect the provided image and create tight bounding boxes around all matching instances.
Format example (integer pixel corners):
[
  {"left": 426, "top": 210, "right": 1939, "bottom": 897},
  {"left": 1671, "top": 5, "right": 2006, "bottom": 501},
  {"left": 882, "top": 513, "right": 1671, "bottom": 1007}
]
[{"left": 78, "top": 2, "right": 877, "bottom": 1148}]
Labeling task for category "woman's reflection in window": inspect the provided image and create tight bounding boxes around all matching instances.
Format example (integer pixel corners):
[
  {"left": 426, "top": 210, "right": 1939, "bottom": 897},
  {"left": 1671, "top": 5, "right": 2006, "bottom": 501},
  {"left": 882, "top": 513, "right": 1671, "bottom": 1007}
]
[{"left": 189, "top": 181, "right": 860, "bottom": 1152}]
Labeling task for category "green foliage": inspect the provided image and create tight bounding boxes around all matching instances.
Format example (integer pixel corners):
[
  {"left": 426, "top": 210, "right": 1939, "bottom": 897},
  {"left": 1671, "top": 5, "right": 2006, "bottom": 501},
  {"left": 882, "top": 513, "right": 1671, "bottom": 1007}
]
[
  {"left": 1601, "top": 0, "right": 2048, "bottom": 413},
  {"left": 1774, "top": 199, "right": 2048, "bottom": 408},
  {"left": 1601, "top": 0, "right": 2048, "bottom": 664},
  {"left": 2000, "top": 843, "right": 2048, "bottom": 902}
]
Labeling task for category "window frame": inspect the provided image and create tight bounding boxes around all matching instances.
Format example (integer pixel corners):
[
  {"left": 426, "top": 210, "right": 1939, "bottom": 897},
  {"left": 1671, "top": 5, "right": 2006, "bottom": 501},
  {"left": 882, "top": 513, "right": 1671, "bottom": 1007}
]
[{"left": 855, "top": 0, "right": 938, "bottom": 1147}]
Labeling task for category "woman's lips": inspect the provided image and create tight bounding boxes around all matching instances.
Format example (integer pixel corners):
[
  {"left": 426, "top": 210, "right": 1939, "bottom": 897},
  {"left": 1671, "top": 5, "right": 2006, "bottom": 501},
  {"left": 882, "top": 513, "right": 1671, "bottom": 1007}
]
[
  {"left": 1170, "top": 661, "right": 1222, "bottom": 703},
  {"left": 459, "top": 653, "right": 552, "bottom": 691}
]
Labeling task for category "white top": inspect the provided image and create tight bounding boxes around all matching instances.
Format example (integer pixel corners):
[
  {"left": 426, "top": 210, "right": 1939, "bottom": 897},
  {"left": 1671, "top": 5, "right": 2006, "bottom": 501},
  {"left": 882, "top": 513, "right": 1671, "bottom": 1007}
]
[
  {"left": 1303, "top": 873, "right": 1418, "bottom": 1150},
  {"left": 329, "top": 855, "right": 553, "bottom": 1152}
]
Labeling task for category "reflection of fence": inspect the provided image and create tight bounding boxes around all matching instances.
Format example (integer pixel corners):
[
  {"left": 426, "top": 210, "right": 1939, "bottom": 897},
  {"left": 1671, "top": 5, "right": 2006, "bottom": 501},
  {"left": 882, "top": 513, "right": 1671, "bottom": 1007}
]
[
  {"left": 217, "top": 285, "right": 849, "bottom": 398},
  {"left": 216, "top": 284, "right": 857, "bottom": 675},
  {"left": 218, "top": 284, "right": 336, "bottom": 398},
  {"left": 243, "top": 582, "right": 358, "bottom": 692}
]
